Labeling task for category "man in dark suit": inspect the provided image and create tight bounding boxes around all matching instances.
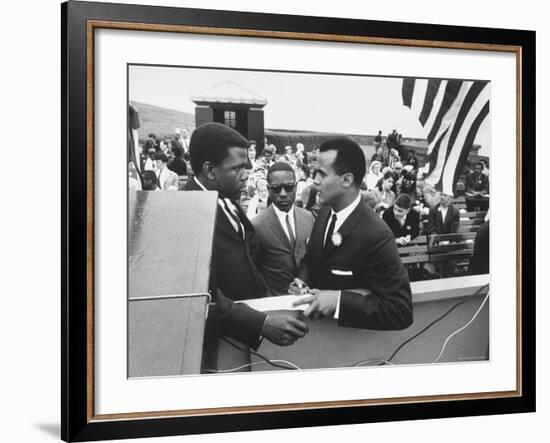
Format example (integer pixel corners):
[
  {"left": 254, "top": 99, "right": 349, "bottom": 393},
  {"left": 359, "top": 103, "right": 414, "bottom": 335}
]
[
  {"left": 292, "top": 137, "right": 413, "bottom": 330},
  {"left": 382, "top": 193, "right": 420, "bottom": 245},
  {"left": 252, "top": 162, "right": 315, "bottom": 295},
  {"left": 426, "top": 192, "right": 460, "bottom": 234},
  {"left": 184, "top": 122, "right": 308, "bottom": 350}
]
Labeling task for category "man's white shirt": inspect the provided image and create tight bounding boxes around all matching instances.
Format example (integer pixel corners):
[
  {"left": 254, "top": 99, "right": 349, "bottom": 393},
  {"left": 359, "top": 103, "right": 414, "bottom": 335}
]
[
  {"left": 193, "top": 176, "right": 244, "bottom": 236},
  {"left": 272, "top": 204, "right": 296, "bottom": 245},
  {"left": 322, "top": 191, "right": 362, "bottom": 319}
]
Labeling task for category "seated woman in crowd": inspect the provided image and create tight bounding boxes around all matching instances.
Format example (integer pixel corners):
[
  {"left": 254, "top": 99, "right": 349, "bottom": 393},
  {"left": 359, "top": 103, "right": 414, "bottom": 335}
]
[
  {"left": 365, "top": 160, "right": 383, "bottom": 190},
  {"left": 246, "top": 177, "right": 270, "bottom": 220},
  {"left": 398, "top": 169, "right": 425, "bottom": 213},
  {"left": 167, "top": 146, "right": 188, "bottom": 177},
  {"left": 372, "top": 171, "right": 396, "bottom": 213},
  {"left": 301, "top": 183, "right": 321, "bottom": 219},
  {"left": 382, "top": 193, "right": 420, "bottom": 246},
  {"left": 295, "top": 164, "right": 312, "bottom": 204}
]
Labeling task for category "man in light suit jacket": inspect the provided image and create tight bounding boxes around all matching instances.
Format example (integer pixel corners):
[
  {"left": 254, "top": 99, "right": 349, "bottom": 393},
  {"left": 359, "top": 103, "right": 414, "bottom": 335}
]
[
  {"left": 426, "top": 192, "right": 460, "bottom": 234},
  {"left": 252, "top": 162, "right": 315, "bottom": 295},
  {"left": 292, "top": 137, "right": 413, "bottom": 330},
  {"left": 155, "top": 152, "right": 179, "bottom": 190}
]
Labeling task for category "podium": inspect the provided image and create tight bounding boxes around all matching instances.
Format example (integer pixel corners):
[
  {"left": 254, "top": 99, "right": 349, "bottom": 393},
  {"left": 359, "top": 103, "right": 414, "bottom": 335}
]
[
  {"left": 215, "top": 275, "right": 490, "bottom": 372},
  {"left": 128, "top": 190, "right": 217, "bottom": 377}
]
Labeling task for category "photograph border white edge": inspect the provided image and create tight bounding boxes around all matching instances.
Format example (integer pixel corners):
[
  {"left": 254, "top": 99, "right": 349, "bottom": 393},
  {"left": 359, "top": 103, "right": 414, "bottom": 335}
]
[{"left": 93, "top": 28, "right": 516, "bottom": 415}]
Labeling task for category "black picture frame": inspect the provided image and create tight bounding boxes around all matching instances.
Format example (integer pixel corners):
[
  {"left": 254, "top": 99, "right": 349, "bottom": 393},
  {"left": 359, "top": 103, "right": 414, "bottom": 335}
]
[{"left": 62, "top": 1, "right": 535, "bottom": 441}]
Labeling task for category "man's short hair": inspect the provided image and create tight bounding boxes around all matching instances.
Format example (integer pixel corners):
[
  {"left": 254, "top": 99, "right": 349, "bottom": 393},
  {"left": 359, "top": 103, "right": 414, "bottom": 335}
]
[
  {"left": 395, "top": 193, "right": 412, "bottom": 209},
  {"left": 319, "top": 137, "right": 366, "bottom": 186},
  {"left": 148, "top": 133, "right": 156, "bottom": 138},
  {"left": 267, "top": 161, "right": 296, "bottom": 182},
  {"left": 155, "top": 152, "right": 169, "bottom": 163},
  {"left": 189, "top": 122, "right": 249, "bottom": 175}
]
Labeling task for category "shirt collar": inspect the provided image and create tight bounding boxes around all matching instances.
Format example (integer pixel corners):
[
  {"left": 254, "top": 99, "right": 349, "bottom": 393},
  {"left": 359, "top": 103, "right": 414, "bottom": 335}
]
[
  {"left": 331, "top": 191, "right": 362, "bottom": 223},
  {"left": 272, "top": 203, "right": 294, "bottom": 223},
  {"left": 194, "top": 176, "right": 208, "bottom": 192}
]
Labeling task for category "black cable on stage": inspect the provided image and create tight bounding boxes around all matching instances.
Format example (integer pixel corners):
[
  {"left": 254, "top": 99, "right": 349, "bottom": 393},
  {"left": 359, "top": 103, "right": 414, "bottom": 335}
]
[
  {"left": 221, "top": 337, "right": 298, "bottom": 371},
  {"left": 381, "top": 284, "right": 490, "bottom": 365}
]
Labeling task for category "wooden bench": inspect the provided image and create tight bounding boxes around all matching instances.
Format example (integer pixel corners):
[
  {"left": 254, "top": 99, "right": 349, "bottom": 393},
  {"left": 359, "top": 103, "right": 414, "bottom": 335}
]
[
  {"left": 398, "top": 232, "right": 478, "bottom": 279},
  {"left": 419, "top": 210, "right": 486, "bottom": 235},
  {"left": 428, "top": 232, "right": 477, "bottom": 276},
  {"left": 178, "top": 174, "right": 188, "bottom": 190},
  {"left": 453, "top": 195, "right": 467, "bottom": 210}
]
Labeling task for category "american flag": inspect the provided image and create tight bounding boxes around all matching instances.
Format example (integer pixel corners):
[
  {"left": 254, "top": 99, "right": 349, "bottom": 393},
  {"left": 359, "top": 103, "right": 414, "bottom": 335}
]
[{"left": 402, "top": 78, "right": 490, "bottom": 194}]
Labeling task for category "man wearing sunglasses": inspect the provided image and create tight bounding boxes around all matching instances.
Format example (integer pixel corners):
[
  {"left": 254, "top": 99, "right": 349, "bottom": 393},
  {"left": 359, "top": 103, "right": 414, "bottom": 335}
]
[
  {"left": 291, "top": 137, "right": 412, "bottom": 330},
  {"left": 184, "top": 123, "right": 308, "bottom": 353},
  {"left": 252, "top": 162, "right": 315, "bottom": 295}
]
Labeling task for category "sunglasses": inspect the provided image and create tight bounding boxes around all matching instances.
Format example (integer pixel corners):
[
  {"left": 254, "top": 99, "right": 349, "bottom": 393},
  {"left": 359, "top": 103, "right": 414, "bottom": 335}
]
[{"left": 267, "top": 183, "right": 296, "bottom": 193}]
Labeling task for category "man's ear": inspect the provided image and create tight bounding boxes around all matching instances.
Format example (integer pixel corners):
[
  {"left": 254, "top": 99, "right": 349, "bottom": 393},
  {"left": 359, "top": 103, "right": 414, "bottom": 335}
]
[
  {"left": 202, "top": 161, "right": 216, "bottom": 181},
  {"left": 341, "top": 172, "right": 355, "bottom": 189}
]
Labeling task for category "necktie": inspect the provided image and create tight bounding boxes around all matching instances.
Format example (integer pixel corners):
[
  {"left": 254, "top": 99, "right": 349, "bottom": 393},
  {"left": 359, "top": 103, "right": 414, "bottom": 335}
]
[
  {"left": 222, "top": 199, "right": 244, "bottom": 239},
  {"left": 285, "top": 213, "right": 296, "bottom": 249},
  {"left": 324, "top": 213, "right": 337, "bottom": 249}
]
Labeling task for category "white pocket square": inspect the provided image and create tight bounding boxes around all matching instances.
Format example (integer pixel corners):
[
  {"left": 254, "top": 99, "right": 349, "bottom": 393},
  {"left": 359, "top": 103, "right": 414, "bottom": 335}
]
[{"left": 331, "top": 269, "right": 353, "bottom": 276}]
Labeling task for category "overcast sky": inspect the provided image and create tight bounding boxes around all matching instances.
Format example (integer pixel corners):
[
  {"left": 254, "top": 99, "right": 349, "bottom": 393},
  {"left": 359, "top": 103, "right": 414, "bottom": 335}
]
[{"left": 129, "top": 65, "right": 490, "bottom": 155}]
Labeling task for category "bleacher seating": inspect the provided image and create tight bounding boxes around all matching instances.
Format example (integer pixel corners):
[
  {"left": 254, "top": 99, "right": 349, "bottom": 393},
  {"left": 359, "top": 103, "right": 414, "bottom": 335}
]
[{"left": 399, "top": 231, "right": 478, "bottom": 280}]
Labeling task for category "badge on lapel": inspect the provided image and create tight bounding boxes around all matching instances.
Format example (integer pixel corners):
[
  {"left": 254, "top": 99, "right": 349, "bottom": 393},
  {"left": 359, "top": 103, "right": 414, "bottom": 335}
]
[{"left": 331, "top": 232, "right": 342, "bottom": 247}]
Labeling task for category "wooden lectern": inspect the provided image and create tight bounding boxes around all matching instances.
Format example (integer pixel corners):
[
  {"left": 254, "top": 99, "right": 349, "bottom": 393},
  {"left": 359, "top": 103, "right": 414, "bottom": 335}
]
[{"left": 128, "top": 190, "right": 217, "bottom": 377}]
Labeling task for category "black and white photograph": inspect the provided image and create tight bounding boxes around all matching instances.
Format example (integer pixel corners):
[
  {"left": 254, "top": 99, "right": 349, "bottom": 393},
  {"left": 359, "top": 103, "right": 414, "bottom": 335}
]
[{"left": 127, "top": 65, "right": 491, "bottom": 378}]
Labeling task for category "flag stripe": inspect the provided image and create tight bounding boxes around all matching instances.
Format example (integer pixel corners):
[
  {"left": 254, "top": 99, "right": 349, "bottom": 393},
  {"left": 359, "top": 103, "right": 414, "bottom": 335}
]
[
  {"left": 443, "top": 81, "right": 488, "bottom": 166},
  {"left": 419, "top": 79, "right": 442, "bottom": 126},
  {"left": 439, "top": 83, "right": 490, "bottom": 192},
  {"left": 410, "top": 80, "right": 428, "bottom": 120},
  {"left": 402, "top": 78, "right": 415, "bottom": 107},
  {"left": 427, "top": 80, "right": 463, "bottom": 144},
  {"left": 425, "top": 82, "right": 471, "bottom": 186},
  {"left": 424, "top": 127, "right": 449, "bottom": 190},
  {"left": 401, "top": 77, "right": 489, "bottom": 194},
  {"left": 423, "top": 80, "right": 447, "bottom": 143},
  {"left": 448, "top": 101, "right": 490, "bottom": 193}
]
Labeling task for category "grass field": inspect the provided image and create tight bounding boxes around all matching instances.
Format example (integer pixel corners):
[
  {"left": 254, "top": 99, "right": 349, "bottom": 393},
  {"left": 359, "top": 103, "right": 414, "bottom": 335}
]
[{"left": 130, "top": 101, "right": 195, "bottom": 144}]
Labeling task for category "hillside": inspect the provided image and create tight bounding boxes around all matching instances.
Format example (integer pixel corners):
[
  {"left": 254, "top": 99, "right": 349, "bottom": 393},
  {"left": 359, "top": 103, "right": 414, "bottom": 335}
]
[{"left": 130, "top": 101, "right": 195, "bottom": 143}]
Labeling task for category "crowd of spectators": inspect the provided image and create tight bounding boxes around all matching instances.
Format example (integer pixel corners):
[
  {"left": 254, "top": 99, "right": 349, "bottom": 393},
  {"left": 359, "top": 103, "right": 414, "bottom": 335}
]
[{"left": 129, "top": 126, "right": 490, "bottom": 278}]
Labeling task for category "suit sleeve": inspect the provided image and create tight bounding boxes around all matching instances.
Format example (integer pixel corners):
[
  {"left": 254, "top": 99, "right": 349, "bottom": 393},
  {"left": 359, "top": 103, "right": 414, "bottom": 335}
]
[
  {"left": 208, "top": 261, "right": 267, "bottom": 350},
  {"left": 410, "top": 211, "right": 419, "bottom": 239},
  {"left": 338, "top": 230, "right": 413, "bottom": 330},
  {"left": 207, "top": 289, "right": 267, "bottom": 350}
]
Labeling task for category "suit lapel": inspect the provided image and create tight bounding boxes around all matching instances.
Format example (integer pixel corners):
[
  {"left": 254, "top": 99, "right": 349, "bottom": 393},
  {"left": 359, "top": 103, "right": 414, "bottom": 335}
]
[
  {"left": 294, "top": 207, "right": 307, "bottom": 244},
  {"left": 184, "top": 179, "right": 241, "bottom": 238},
  {"left": 320, "top": 203, "right": 365, "bottom": 260}
]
